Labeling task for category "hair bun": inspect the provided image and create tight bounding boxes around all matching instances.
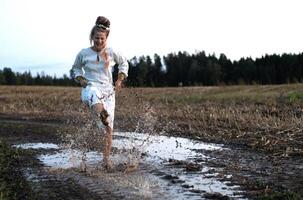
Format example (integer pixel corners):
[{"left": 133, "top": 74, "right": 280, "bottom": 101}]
[{"left": 95, "top": 16, "right": 110, "bottom": 28}]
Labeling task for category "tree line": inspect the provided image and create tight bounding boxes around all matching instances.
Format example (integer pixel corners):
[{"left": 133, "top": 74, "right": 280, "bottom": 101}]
[
  {"left": 0, "top": 68, "right": 75, "bottom": 86},
  {"left": 127, "top": 51, "right": 303, "bottom": 86},
  {"left": 1, "top": 51, "right": 303, "bottom": 86}
]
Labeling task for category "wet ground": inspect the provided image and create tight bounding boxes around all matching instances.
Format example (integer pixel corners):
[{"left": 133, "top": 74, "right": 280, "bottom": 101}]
[
  {"left": 1, "top": 119, "right": 302, "bottom": 199},
  {"left": 15, "top": 132, "right": 247, "bottom": 199}
]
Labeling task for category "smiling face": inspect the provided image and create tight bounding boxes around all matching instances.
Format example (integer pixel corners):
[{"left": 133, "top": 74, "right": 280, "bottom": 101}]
[{"left": 92, "top": 31, "right": 108, "bottom": 52}]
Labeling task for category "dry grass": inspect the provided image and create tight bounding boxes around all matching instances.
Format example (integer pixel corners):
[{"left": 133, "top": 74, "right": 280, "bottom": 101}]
[
  {"left": 0, "top": 86, "right": 81, "bottom": 121},
  {"left": 1, "top": 84, "right": 303, "bottom": 156}
]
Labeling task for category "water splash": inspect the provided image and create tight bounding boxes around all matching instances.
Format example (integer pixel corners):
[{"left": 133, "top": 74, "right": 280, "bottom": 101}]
[
  {"left": 39, "top": 149, "right": 102, "bottom": 169},
  {"left": 59, "top": 97, "right": 160, "bottom": 172},
  {"left": 19, "top": 132, "right": 223, "bottom": 169},
  {"left": 113, "top": 132, "right": 222, "bottom": 161},
  {"left": 48, "top": 93, "right": 246, "bottom": 198},
  {"left": 59, "top": 105, "right": 105, "bottom": 166},
  {"left": 16, "top": 133, "right": 247, "bottom": 199},
  {"left": 119, "top": 102, "right": 159, "bottom": 169}
]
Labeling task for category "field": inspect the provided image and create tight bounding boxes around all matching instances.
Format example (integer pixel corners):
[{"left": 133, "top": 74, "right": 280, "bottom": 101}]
[{"left": 0, "top": 84, "right": 303, "bottom": 199}]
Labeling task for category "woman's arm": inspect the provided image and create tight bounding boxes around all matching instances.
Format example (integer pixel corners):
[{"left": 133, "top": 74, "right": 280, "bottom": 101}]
[
  {"left": 113, "top": 50, "right": 129, "bottom": 91},
  {"left": 113, "top": 50, "right": 129, "bottom": 78},
  {"left": 71, "top": 51, "right": 88, "bottom": 87}
]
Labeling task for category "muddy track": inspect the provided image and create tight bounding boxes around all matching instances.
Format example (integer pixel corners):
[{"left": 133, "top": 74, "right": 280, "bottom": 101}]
[
  {"left": 0, "top": 118, "right": 62, "bottom": 127},
  {"left": 1, "top": 118, "right": 303, "bottom": 199}
]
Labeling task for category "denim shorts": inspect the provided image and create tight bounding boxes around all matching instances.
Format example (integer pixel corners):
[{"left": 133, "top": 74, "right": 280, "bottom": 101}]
[{"left": 81, "top": 82, "right": 115, "bottom": 129}]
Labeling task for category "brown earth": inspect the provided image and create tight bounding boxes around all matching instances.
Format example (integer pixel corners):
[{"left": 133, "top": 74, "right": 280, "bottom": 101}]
[{"left": 0, "top": 85, "right": 303, "bottom": 199}]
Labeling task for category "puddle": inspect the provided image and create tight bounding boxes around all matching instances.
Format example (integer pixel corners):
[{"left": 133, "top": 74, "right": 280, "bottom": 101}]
[
  {"left": 113, "top": 132, "right": 223, "bottom": 161},
  {"left": 179, "top": 171, "right": 241, "bottom": 197},
  {"left": 14, "top": 143, "right": 60, "bottom": 149},
  {"left": 16, "top": 132, "right": 247, "bottom": 199},
  {"left": 26, "top": 132, "right": 224, "bottom": 169},
  {"left": 39, "top": 150, "right": 103, "bottom": 169}
]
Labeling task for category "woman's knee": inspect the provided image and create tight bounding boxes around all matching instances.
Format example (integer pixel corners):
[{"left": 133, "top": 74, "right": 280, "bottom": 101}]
[
  {"left": 92, "top": 103, "right": 104, "bottom": 113},
  {"left": 91, "top": 103, "right": 111, "bottom": 127}
]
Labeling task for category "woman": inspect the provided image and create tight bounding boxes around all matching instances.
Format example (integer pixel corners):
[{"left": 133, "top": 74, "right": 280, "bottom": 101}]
[{"left": 71, "top": 16, "right": 129, "bottom": 169}]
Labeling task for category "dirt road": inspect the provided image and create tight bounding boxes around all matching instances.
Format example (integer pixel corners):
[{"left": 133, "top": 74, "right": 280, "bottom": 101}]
[{"left": 1, "top": 118, "right": 302, "bottom": 199}]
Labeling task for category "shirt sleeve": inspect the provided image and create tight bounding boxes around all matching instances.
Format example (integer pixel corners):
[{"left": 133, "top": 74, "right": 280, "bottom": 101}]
[
  {"left": 71, "top": 51, "right": 85, "bottom": 82},
  {"left": 112, "top": 50, "right": 129, "bottom": 77}
]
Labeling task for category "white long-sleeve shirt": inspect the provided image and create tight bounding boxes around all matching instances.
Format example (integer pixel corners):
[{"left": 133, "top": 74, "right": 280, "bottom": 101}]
[{"left": 71, "top": 47, "right": 129, "bottom": 86}]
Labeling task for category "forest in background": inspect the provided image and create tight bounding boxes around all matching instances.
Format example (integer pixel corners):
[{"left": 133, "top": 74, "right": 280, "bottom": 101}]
[{"left": 1, "top": 51, "right": 303, "bottom": 86}]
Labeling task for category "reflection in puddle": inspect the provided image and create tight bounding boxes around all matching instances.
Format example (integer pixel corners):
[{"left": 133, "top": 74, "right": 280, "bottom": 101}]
[
  {"left": 16, "top": 132, "right": 246, "bottom": 199},
  {"left": 32, "top": 132, "right": 224, "bottom": 169},
  {"left": 14, "top": 143, "right": 59, "bottom": 149},
  {"left": 39, "top": 150, "right": 103, "bottom": 169},
  {"left": 113, "top": 132, "right": 223, "bottom": 161}
]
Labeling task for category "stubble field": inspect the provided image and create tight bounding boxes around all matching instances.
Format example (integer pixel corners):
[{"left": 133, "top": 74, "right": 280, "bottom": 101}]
[{"left": 0, "top": 84, "right": 303, "bottom": 199}]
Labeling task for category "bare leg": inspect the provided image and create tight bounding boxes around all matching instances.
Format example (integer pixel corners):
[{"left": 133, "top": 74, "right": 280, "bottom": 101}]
[
  {"left": 102, "top": 126, "right": 113, "bottom": 168},
  {"left": 92, "top": 103, "right": 112, "bottom": 169}
]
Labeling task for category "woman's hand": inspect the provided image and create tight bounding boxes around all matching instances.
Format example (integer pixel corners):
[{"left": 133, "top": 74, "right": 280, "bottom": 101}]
[
  {"left": 115, "top": 73, "right": 126, "bottom": 92},
  {"left": 77, "top": 77, "right": 88, "bottom": 88},
  {"left": 115, "top": 79, "right": 122, "bottom": 92}
]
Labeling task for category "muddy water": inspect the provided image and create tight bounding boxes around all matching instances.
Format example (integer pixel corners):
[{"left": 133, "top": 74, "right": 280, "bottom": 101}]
[{"left": 16, "top": 132, "right": 247, "bottom": 199}]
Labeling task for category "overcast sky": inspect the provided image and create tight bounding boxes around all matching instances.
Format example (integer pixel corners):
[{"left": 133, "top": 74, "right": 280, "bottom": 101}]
[{"left": 0, "top": 0, "right": 302, "bottom": 77}]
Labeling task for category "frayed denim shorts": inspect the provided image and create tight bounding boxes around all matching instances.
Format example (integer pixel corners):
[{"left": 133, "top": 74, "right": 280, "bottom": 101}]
[{"left": 81, "top": 82, "right": 115, "bottom": 129}]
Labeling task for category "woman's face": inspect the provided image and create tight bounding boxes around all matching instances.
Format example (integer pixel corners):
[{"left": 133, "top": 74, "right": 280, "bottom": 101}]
[{"left": 92, "top": 31, "right": 107, "bottom": 52}]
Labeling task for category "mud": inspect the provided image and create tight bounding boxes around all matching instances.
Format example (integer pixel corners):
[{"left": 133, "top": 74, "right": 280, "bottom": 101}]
[{"left": 1, "top": 118, "right": 302, "bottom": 199}]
